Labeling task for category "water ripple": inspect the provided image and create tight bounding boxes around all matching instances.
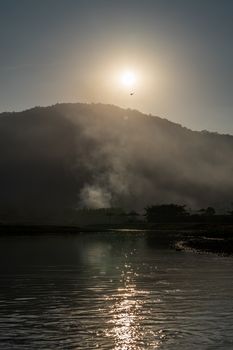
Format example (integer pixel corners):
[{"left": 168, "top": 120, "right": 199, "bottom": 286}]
[{"left": 0, "top": 233, "right": 233, "bottom": 349}]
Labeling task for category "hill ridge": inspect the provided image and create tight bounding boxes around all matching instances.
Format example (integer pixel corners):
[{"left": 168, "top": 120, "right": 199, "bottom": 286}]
[
  {"left": 0, "top": 102, "right": 232, "bottom": 223},
  {"left": 1, "top": 102, "right": 232, "bottom": 137}
]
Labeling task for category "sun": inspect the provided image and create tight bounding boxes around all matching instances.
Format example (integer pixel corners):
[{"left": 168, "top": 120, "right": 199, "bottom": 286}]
[{"left": 120, "top": 70, "right": 137, "bottom": 87}]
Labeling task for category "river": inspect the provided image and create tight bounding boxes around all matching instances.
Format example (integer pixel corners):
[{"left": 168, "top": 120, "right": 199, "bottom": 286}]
[{"left": 0, "top": 231, "right": 232, "bottom": 349}]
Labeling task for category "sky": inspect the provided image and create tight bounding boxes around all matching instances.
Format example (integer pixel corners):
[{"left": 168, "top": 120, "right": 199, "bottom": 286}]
[{"left": 0, "top": 0, "right": 233, "bottom": 134}]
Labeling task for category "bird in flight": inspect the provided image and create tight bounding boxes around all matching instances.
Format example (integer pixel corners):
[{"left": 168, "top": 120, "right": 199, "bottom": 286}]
[{"left": 130, "top": 92, "right": 135, "bottom": 96}]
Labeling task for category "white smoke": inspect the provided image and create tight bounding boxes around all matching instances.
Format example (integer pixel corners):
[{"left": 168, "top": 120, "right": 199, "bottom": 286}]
[{"left": 79, "top": 185, "right": 112, "bottom": 208}]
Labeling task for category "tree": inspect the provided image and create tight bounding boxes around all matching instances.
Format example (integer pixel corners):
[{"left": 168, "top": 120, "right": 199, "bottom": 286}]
[
  {"left": 145, "top": 204, "right": 188, "bottom": 222},
  {"left": 199, "top": 207, "right": 216, "bottom": 216}
]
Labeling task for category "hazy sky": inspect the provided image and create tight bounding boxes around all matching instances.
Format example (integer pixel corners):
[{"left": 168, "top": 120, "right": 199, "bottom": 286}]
[{"left": 0, "top": 0, "right": 233, "bottom": 133}]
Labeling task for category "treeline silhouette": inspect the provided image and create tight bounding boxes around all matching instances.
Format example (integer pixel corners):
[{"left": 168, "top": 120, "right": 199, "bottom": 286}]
[{"left": 145, "top": 204, "right": 233, "bottom": 223}]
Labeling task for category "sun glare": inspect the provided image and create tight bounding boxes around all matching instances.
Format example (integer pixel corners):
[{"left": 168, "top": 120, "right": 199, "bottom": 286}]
[{"left": 120, "top": 70, "right": 137, "bottom": 87}]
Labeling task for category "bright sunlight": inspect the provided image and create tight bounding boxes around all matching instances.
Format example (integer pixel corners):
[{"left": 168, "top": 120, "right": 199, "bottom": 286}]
[{"left": 120, "top": 70, "right": 137, "bottom": 88}]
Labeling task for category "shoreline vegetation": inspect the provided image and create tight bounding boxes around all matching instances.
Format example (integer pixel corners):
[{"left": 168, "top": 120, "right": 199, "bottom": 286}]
[{"left": 1, "top": 204, "right": 233, "bottom": 255}]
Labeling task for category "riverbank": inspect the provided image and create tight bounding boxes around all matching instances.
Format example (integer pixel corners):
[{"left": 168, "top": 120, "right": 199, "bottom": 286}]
[
  {"left": 175, "top": 229, "right": 233, "bottom": 256},
  {"left": 1, "top": 222, "right": 233, "bottom": 256}
]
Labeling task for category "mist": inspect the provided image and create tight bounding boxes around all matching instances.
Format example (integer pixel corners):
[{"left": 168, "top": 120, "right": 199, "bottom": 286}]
[{"left": 0, "top": 102, "right": 233, "bottom": 223}]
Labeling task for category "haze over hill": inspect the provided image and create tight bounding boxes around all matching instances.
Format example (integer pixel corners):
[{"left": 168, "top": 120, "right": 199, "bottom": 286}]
[{"left": 0, "top": 103, "right": 233, "bottom": 223}]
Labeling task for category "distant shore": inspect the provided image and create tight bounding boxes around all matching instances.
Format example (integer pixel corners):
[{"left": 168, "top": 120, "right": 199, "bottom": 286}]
[{"left": 0, "top": 222, "right": 233, "bottom": 256}]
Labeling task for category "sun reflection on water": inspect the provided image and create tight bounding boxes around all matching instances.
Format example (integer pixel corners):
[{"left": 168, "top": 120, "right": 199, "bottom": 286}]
[{"left": 105, "top": 262, "right": 165, "bottom": 349}]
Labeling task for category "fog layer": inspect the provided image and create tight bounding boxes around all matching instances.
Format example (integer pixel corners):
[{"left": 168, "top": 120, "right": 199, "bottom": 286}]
[{"left": 0, "top": 103, "right": 232, "bottom": 222}]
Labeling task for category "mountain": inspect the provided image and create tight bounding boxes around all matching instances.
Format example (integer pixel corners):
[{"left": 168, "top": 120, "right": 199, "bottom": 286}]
[{"left": 0, "top": 102, "right": 233, "bottom": 223}]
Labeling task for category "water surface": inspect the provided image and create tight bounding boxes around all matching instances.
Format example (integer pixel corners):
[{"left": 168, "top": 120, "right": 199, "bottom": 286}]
[{"left": 0, "top": 231, "right": 232, "bottom": 349}]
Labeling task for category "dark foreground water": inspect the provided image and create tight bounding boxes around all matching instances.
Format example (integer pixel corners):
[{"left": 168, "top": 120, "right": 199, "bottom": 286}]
[{"left": 0, "top": 231, "right": 233, "bottom": 350}]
